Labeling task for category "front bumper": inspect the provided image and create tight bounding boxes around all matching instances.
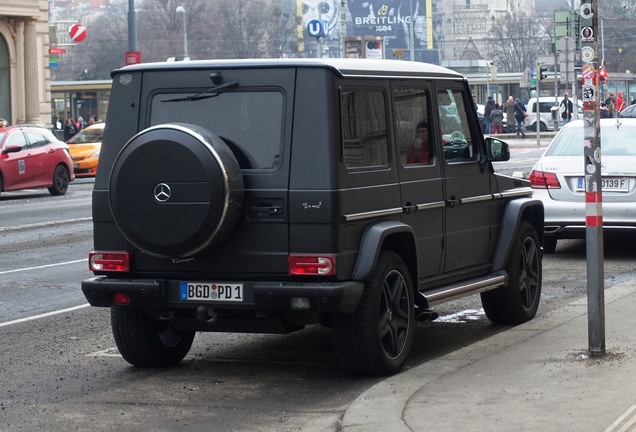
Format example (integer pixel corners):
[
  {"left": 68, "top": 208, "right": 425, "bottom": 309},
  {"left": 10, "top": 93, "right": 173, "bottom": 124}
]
[{"left": 81, "top": 276, "right": 364, "bottom": 314}]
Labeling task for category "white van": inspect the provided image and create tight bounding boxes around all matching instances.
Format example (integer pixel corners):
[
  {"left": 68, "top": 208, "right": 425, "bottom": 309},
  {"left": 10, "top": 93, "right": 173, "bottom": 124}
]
[{"left": 525, "top": 97, "right": 583, "bottom": 131}]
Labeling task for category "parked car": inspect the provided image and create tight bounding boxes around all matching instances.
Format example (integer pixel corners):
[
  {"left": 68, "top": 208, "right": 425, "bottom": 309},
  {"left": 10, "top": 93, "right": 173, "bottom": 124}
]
[
  {"left": 528, "top": 118, "right": 636, "bottom": 253},
  {"left": 0, "top": 125, "right": 75, "bottom": 196},
  {"left": 67, "top": 122, "right": 104, "bottom": 177},
  {"left": 525, "top": 97, "right": 583, "bottom": 132},
  {"left": 618, "top": 103, "right": 636, "bottom": 118},
  {"left": 82, "top": 58, "right": 543, "bottom": 376}
]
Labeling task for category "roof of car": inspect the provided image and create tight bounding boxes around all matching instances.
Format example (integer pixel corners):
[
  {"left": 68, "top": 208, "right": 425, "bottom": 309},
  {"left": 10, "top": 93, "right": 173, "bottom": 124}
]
[
  {"left": 113, "top": 58, "right": 464, "bottom": 80},
  {"left": 0, "top": 124, "right": 50, "bottom": 132}
]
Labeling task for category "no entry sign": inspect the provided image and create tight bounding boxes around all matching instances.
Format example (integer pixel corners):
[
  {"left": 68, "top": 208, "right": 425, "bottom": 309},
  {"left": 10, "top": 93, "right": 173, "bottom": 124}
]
[{"left": 69, "top": 23, "right": 87, "bottom": 42}]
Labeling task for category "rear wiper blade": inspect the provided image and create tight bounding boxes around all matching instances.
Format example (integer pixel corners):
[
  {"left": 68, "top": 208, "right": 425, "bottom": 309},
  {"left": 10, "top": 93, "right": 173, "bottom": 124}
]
[{"left": 162, "top": 81, "right": 239, "bottom": 102}]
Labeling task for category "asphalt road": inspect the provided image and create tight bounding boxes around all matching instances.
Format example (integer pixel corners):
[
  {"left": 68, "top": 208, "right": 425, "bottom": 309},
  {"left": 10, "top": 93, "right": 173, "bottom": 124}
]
[{"left": 2, "top": 151, "right": 636, "bottom": 431}]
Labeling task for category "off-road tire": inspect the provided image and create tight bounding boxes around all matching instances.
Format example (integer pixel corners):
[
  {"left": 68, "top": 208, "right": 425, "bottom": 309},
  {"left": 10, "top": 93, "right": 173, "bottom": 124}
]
[
  {"left": 481, "top": 221, "right": 542, "bottom": 324},
  {"left": 333, "top": 251, "right": 414, "bottom": 376},
  {"left": 111, "top": 306, "right": 195, "bottom": 367}
]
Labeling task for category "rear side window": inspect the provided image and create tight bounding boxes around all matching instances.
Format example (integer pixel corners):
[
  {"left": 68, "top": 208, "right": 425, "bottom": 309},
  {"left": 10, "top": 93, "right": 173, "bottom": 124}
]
[
  {"left": 24, "top": 130, "right": 51, "bottom": 148},
  {"left": 341, "top": 89, "right": 389, "bottom": 169},
  {"left": 393, "top": 87, "right": 432, "bottom": 165},
  {"left": 151, "top": 91, "right": 283, "bottom": 170}
]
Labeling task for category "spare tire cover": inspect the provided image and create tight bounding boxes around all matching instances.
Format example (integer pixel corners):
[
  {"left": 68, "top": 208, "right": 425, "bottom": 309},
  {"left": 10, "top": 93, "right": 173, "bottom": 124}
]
[{"left": 109, "top": 123, "right": 244, "bottom": 259}]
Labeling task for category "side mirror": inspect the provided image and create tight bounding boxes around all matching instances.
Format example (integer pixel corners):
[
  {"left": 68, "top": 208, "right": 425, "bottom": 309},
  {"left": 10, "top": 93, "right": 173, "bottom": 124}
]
[
  {"left": 485, "top": 136, "right": 510, "bottom": 162},
  {"left": 1, "top": 145, "right": 22, "bottom": 155}
]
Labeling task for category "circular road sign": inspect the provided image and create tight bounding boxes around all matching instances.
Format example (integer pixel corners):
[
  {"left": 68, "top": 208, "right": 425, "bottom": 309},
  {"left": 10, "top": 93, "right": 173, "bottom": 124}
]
[
  {"left": 307, "top": 19, "right": 326, "bottom": 38},
  {"left": 69, "top": 23, "right": 87, "bottom": 42}
]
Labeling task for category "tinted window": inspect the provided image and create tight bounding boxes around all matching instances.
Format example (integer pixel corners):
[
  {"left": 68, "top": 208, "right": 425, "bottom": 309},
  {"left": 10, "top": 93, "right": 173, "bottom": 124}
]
[
  {"left": 151, "top": 91, "right": 284, "bottom": 170},
  {"left": 394, "top": 87, "right": 432, "bottom": 165},
  {"left": 341, "top": 89, "right": 389, "bottom": 169}
]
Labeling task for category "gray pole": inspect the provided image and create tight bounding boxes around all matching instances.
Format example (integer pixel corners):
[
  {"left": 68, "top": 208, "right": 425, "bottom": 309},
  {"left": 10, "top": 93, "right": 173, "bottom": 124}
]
[
  {"left": 537, "top": 61, "right": 541, "bottom": 147},
  {"left": 582, "top": 0, "right": 605, "bottom": 357},
  {"left": 176, "top": 6, "right": 188, "bottom": 59},
  {"left": 340, "top": 0, "right": 346, "bottom": 58},
  {"left": 409, "top": 0, "right": 414, "bottom": 61},
  {"left": 127, "top": 0, "right": 137, "bottom": 52},
  {"left": 554, "top": 43, "right": 559, "bottom": 131}
]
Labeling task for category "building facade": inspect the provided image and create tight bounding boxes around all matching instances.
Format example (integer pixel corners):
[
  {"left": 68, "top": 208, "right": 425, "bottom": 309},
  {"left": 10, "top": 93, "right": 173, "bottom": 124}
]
[{"left": 0, "top": 0, "right": 50, "bottom": 126}]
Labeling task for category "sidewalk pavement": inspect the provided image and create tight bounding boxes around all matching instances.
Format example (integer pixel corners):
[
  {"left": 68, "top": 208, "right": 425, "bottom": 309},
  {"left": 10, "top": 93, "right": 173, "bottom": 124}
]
[{"left": 342, "top": 280, "right": 636, "bottom": 432}]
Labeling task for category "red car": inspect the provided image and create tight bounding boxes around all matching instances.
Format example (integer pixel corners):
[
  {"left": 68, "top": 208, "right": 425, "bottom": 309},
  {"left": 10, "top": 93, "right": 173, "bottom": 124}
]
[{"left": 0, "top": 125, "right": 75, "bottom": 196}]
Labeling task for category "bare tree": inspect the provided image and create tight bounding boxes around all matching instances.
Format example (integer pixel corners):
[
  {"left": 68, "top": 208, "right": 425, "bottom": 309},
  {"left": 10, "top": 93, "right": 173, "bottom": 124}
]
[
  {"left": 55, "top": 1, "right": 129, "bottom": 80},
  {"left": 213, "top": 0, "right": 300, "bottom": 58},
  {"left": 488, "top": 12, "right": 547, "bottom": 73},
  {"left": 598, "top": 0, "right": 636, "bottom": 73},
  {"left": 53, "top": 0, "right": 302, "bottom": 80}
]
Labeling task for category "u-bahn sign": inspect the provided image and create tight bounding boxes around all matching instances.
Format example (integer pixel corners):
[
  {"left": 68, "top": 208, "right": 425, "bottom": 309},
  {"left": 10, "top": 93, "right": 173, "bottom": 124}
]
[{"left": 307, "top": 20, "right": 327, "bottom": 38}]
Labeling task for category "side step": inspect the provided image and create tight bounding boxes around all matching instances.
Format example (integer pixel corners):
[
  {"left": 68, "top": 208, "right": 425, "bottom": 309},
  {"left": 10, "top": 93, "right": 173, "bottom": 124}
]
[{"left": 419, "top": 272, "right": 507, "bottom": 308}]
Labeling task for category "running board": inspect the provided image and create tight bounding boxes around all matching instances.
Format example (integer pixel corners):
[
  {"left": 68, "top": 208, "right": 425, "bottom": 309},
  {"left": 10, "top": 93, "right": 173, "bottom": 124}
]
[{"left": 422, "top": 272, "right": 507, "bottom": 307}]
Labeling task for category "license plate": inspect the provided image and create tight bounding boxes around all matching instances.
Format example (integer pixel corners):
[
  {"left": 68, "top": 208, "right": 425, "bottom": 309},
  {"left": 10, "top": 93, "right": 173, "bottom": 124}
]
[
  {"left": 577, "top": 177, "right": 629, "bottom": 192},
  {"left": 179, "top": 282, "right": 244, "bottom": 302}
]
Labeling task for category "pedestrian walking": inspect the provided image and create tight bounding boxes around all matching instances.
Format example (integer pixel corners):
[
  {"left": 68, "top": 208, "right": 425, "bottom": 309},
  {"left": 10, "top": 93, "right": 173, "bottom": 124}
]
[
  {"left": 503, "top": 96, "right": 515, "bottom": 133},
  {"left": 559, "top": 93, "right": 573, "bottom": 124},
  {"left": 513, "top": 98, "right": 527, "bottom": 138},
  {"left": 490, "top": 104, "right": 504, "bottom": 134},
  {"left": 484, "top": 95, "right": 495, "bottom": 133}
]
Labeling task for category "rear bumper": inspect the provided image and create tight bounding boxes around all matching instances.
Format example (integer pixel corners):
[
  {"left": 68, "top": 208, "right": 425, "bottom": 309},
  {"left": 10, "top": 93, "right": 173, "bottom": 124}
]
[{"left": 81, "top": 276, "right": 364, "bottom": 314}]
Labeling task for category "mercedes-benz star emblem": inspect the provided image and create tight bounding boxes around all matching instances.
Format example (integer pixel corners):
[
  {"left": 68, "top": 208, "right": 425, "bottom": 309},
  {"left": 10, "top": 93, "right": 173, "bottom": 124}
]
[{"left": 154, "top": 183, "right": 171, "bottom": 203}]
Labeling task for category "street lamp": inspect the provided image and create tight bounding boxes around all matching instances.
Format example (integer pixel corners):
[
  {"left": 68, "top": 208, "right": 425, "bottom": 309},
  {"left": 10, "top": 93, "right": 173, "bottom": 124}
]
[{"left": 176, "top": 6, "right": 189, "bottom": 60}]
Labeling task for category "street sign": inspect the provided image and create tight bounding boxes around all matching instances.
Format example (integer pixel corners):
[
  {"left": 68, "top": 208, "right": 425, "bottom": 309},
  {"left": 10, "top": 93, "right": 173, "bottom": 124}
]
[
  {"left": 49, "top": 56, "right": 58, "bottom": 67},
  {"left": 538, "top": 55, "right": 555, "bottom": 66},
  {"left": 69, "top": 23, "right": 87, "bottom": 42},
  {"left": 554, "top": 10, "right": 570, "bottom": 23},
  {"left": 125, "top": 51, "right": 141, "bottom": 65},
  {"left": 49, "top": 47, "right": 66, "bottom": 55},
  {"left": 307, "top": 20, "right": 327, "bottom": 38}
]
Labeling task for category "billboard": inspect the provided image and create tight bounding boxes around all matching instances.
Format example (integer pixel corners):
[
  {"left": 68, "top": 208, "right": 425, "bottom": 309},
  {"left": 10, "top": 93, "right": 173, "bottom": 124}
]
[{"left": 301, "top": 0, "right": 435, "bottom": 62}]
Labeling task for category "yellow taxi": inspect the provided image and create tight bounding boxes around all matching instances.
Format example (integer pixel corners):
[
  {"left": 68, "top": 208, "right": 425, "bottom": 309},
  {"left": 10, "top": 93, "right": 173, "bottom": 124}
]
[{"left": 67, "top": 122, "right": 104, "bottom": 177}]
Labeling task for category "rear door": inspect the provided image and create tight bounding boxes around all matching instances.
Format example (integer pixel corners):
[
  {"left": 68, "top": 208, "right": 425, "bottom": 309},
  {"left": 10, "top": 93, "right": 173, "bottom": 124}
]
[
  {"left": 141, "top": 67, "right": 295, "bottom": 275},
  {"left": 393, "top": 83, "right": 444, "bottom": 278},
  {"left": 23, "top": 129, "right": 55, "bottom": 187}
]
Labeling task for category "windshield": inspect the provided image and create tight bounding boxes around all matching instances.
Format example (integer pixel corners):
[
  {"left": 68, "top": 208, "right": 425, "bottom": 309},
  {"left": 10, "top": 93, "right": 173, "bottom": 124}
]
[
  {"left": 546, "top": 123, "right": 636, "bottom": 157},
  {"left": 151, "top": 90, "right": 283, "bottom": 170},
  {"left": 67, "top": 127, "right": 104, "bottom": 144}
]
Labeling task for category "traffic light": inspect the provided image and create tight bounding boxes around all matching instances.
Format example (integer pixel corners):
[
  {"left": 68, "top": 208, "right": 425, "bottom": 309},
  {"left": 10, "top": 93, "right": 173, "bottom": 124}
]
[
  {"left": 598, "top": 68, "right": 608, "bottom": 83},
  {"left": 539, "top": 66, "right": 548, "bottom": 80}
]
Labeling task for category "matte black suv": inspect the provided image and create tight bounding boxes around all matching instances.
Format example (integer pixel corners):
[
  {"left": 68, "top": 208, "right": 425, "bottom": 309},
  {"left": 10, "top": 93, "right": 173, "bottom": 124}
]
[{"left": 82, "top": 58, "right": 544, "bottom": 376}]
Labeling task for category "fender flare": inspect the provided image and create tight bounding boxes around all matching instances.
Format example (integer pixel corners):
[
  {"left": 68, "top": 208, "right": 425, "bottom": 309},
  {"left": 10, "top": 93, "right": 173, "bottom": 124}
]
[
  {"left": 351, "top": 221, "right": 417, "bottom": 281},
  {"left": 492, "top": 198, "right": 544, "bottom": 271}
]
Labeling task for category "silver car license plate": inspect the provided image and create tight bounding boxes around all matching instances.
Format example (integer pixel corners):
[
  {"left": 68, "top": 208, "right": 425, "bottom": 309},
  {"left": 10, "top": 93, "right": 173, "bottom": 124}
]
[
  {"left": 577, "top": 177, "right": 629, "bottom": 192},
  {"left": 179, "top": 282, "right": 244, "bottom": 302}
]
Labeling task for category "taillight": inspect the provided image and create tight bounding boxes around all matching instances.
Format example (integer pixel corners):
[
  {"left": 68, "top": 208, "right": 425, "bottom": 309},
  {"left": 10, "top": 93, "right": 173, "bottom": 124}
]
[
  {"left": 528, "top": 170, "right": 561, "bottom": 189},
  {"left": 288, "top": 255, "right": 335, "bottom": 276},
  {"left": 89, "top": 251, "right": 131, "bottom": 272}
]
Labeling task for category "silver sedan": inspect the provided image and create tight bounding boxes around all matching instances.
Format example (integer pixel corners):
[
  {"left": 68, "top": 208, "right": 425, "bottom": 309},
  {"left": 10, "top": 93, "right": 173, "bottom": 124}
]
[{"left": 528, "top": 118, "right": 636, "bottom": 253}]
